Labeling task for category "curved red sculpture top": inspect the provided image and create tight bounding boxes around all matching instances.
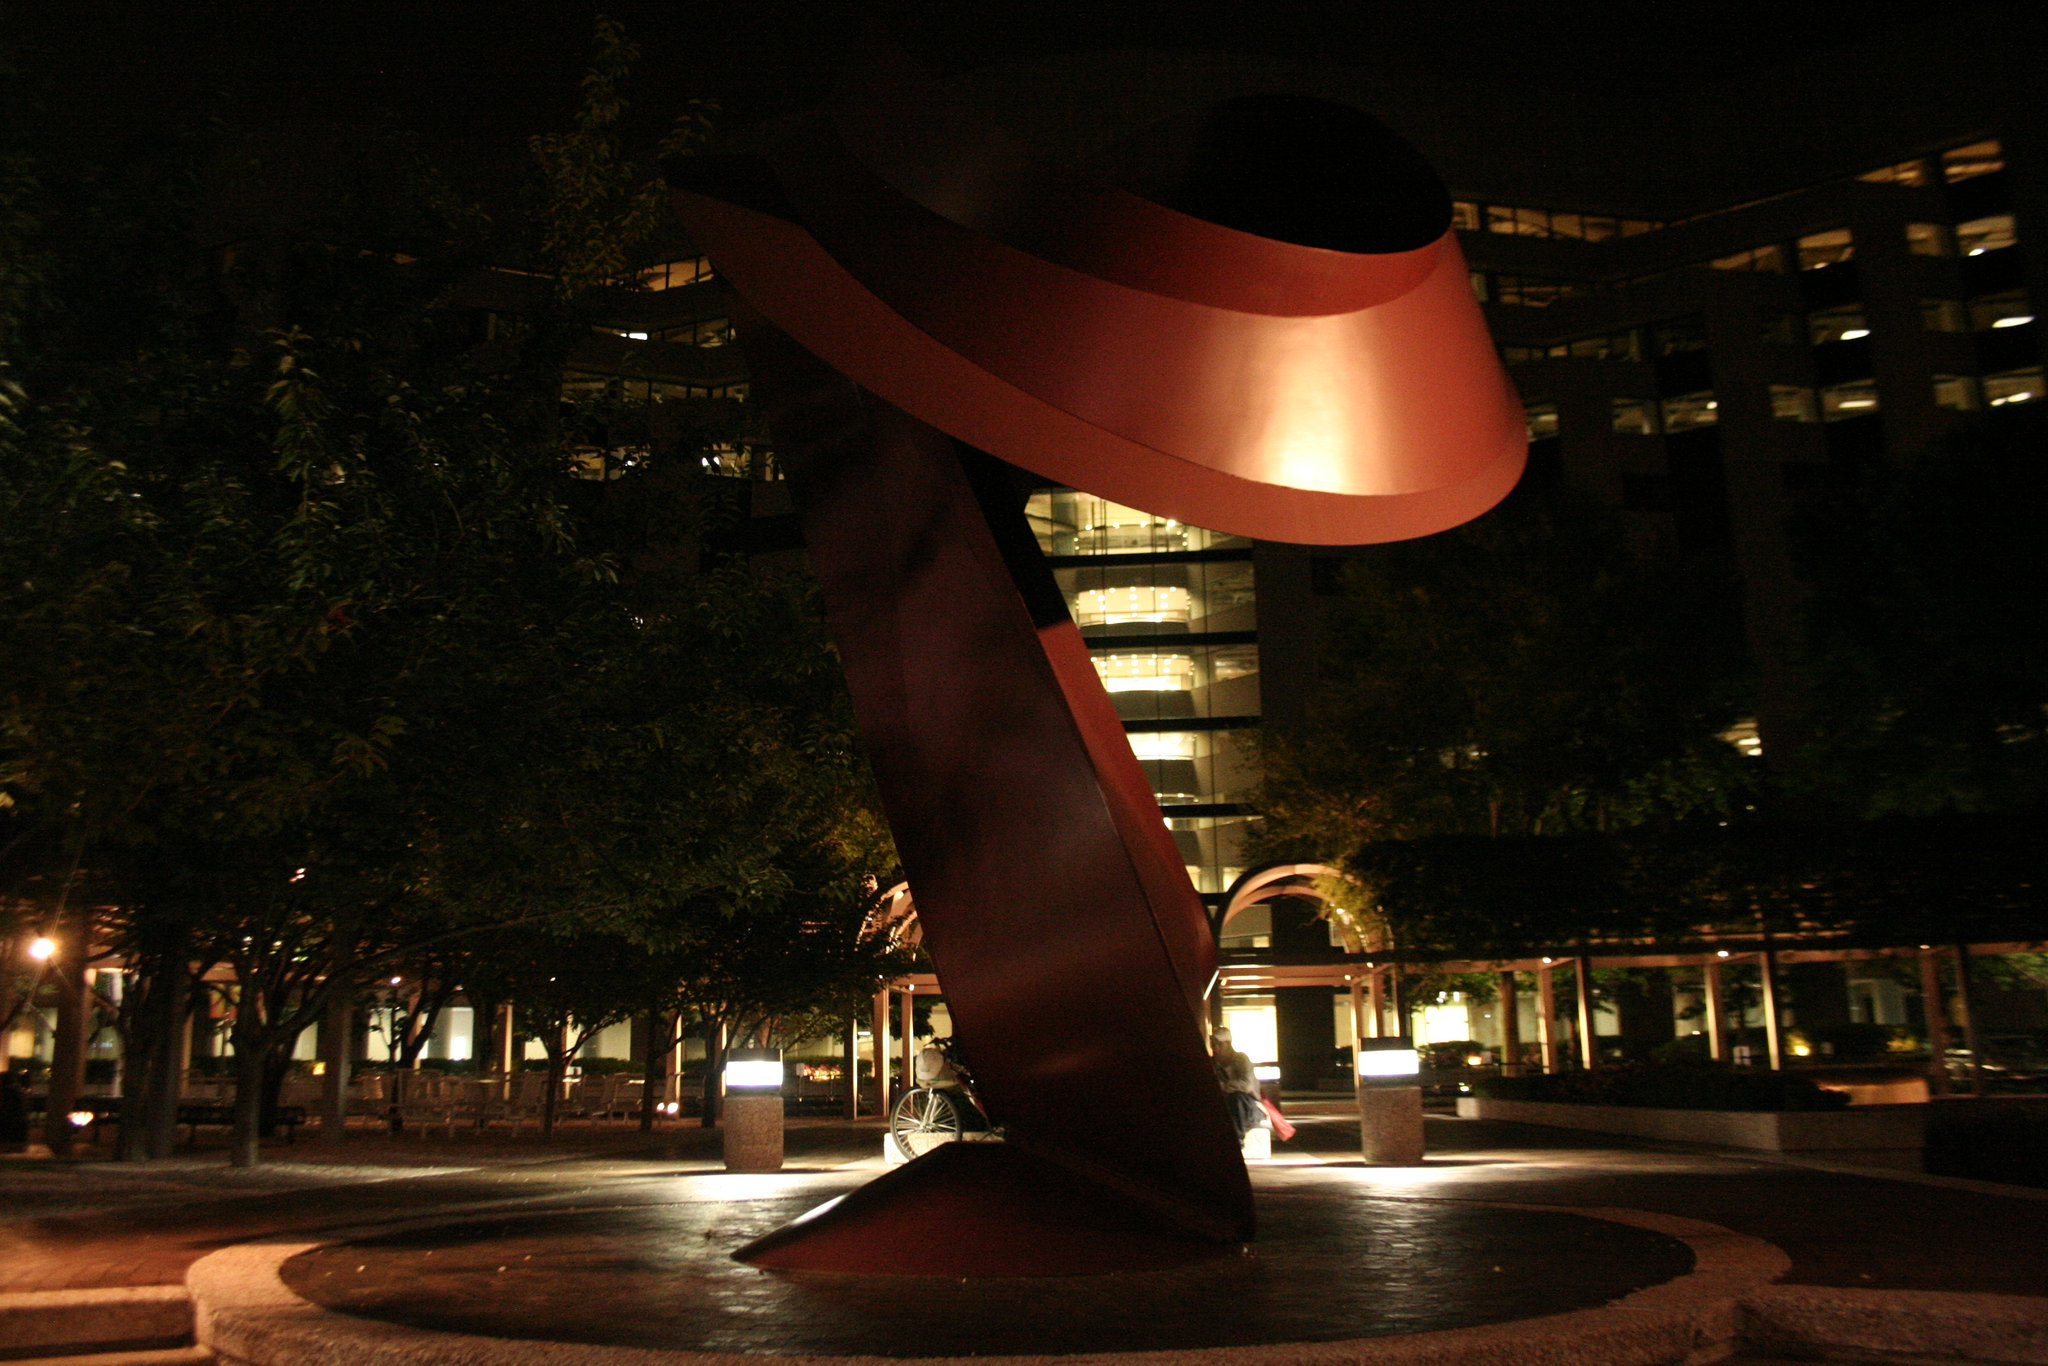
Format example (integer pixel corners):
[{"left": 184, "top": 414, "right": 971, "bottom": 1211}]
[
  {"left": 673, "top": 59, "right": 1524, "bottom": 1274},
  {"left": 675, "top": 61, "right": 1526, "bottom": 545}
]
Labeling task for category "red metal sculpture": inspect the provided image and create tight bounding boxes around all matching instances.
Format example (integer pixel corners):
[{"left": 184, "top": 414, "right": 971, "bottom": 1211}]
[{"left": 671, "top": 57, "right": 1523, "bottom": 1276}]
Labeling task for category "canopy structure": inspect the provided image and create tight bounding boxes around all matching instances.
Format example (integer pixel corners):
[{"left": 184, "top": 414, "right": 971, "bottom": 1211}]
[{"left": 672, "top": 53, "right": 1524, "bottom": 1276}]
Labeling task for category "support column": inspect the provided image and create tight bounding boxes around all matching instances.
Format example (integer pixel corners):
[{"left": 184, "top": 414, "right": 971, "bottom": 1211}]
[
  {"left": 1497, "top": 971, "right": 1521, "bottom": 1074},
  {"left": 1953, "top": 944, "right": 1987, "bottom": 1097},
  {"left": 320, "top": 989, "right": 352, "bottom": 1145},
  {"left": 871, "top": 990, "right": 891, "bottom": 1113},
  {"left": 666, "top": 1014, "right": 685, "bottom": 1109},
  {"left": 1703, "top": 961, "right": 1727, "bottom": 1062},
  {"left": 1919, "top": 948, "right": 1953, "bottom": 1095},
  {"left": 1572, "top": 956, "right": 1598, "bottom": 1070},
  {"left": 1348, "top": 977, "right": 1367, "bottom": 1059},
  {"left": 1367, "top": 968, "right": 1386, "bottom": 1039},
  {"left": 1536, "top": 963, "right": 1558, "bottom": 1074},
  {"left": 899, "top": 990, "right": 915, "bottom": 1095},
  {"left": 1759, "top": 949, "right": 1784, "bottom": 1071},
  {"left": 844, "top": 1018, "right": 861, "bottom": 1120},
  {"left": 493, "top": 1002, "right": 516, "bottom": 1082}
]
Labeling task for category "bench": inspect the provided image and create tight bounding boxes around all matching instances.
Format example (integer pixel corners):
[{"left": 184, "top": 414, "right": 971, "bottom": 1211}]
[{"left": 176, "top": 1102, "right": 307, "bottom": 1147}]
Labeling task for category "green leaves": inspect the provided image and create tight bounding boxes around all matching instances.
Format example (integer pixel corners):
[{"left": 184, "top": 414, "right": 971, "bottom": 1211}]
[{"left": 1259, "top": 482, "right": 1751, "bottom": 863}]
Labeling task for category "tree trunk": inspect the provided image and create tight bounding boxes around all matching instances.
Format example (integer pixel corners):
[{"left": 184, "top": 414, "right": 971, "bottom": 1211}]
[
  {"left": 41, "top": 914, "right": 91, "bottom": 1157},
  {"left": 540, "top": 1051, "right": 566, "bottom": 1139},
  {"left": 259, "top": 1044, "right": 296, "bottom": 1138},
  {"left": 230, "top": 1044, "right": 267, "bottom": 1168},
  {"left": 116, "top": 960, "right": 166, "bottom": 1162},
  {"left": 699, "top": 1021, "right": 723, "bottom": 1128},
  {"left": 145, "top": 967, "right": 190, "bottom": 1159},
  {"left": 639, "top": 1009, "right": 665, "bottom": 1132},
  {"left": 470, "top": 992, "right": 498, "bottom": 1083}
]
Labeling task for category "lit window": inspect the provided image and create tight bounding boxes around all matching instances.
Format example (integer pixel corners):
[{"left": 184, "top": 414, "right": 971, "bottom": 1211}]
[
  {"left": 1809, "top": 307, "right": 1869, "bottom": 346},
  {"left": 1709, "top": 245, "right": 1785, "bottom": 273},
  {"left": 1720, "top": 718, "right": 1764, "bottom": 758},
  {"left": 1493, "top": 275, "right": 1579, "bottom": 307},
  {"left": 1821, "top": 381, "right": 1880, "bottom": 419},
  {"left": 1451, "top": 201, "right": 1481, "bottom": 231},
  {"left": 1920, "top": 298, "right": 1967, "bottom": 332},
  {"left": 1859, "top": 158, "right": 1931, "bottom": 188},
  {"left": 1654, "top": 320, "right": 1708, "bottom": 355},
  {"left": 1074, "top": 501, "right": 1189, "bottom": 554},
  {"left": 1957, "top": 214, "right": 2017, "bottom": 256},
  {"left": 634, "top": 257, "right": 714, "bottom": 290},
  {"left": 1661, "top": 393, "right": 1718, "bottom": 431},
  {"left": 1905, "top": 223, "right": 1951, "bottom": 257},
  {"left": 1569, "top": 331, "right": 1639, "bottom": 361},
  {"left": 1611, "top": 398, "right": 1655, "bottom": 435},
  {"left": 1932, "top": 376, "right": 1979, "bottom": 412},
  {"left": 1075, "top": 585, "right": 1191, "bottom": 629},
  {"left": 1941, "top": 140, "right": 2004, "bottom": 184},
  {"left": 1549, "top": 211, "right": 1583, "bottom": 239},
  {"left": 1525, "top": 403, "right": 1559, "bottom": 440},
  {"left": 1487, "top": 204, "right": 1519, "bottom": 235},
  {"left": 1984, "top": 368, "right": 2044, "bottom": 407},
  {"left": 1970, "top": 292, "right": 2032, "bottom": 330},
  {"left": 1579, "top": 216, "right": 1619, "bottom": 242},
  {"left": 1127, "top": 731, "right": 1198, "bottom": 762},
  {"left": 1093, "top": 654, "right": 1195, "bottom": 693},
  {"left": 1770, "top": 386, "right": 1818, "bottom": 423},
  {"left": 1620, "top": 219, "right": 1659, "bottom": 236},
  {"left": 1797, "top": 229, "right": 1855, "bottom": 270}
]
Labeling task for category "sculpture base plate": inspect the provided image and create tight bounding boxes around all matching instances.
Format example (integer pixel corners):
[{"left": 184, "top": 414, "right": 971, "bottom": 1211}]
[
  {"left": 272, "top": 1167, "right": 1711, "bottom": 1358},
  {"left": 736, "top": 1140, "right": 1227, "bottom": 1275}
]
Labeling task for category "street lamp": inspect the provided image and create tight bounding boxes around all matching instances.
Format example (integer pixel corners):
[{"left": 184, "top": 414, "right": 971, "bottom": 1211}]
[{"left": 27, "top": 937, "right": 55, "bottom": 962}]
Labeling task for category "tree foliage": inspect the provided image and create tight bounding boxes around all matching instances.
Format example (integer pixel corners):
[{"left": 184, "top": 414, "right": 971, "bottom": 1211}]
[
  {"left": 0, "top": 20, "right": 895, "bottom": 1162},
  {"left": 1786, "top": 422, "right": 2048, "bottom": 818},
  {"left": 1256, "top": 482, "right": 1754, "bottom": 875}
]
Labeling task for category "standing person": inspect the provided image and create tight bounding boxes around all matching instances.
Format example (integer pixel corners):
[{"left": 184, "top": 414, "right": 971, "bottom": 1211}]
[{"left": 1210, "top": 1027, "right": 1264, "bottom": 1141}]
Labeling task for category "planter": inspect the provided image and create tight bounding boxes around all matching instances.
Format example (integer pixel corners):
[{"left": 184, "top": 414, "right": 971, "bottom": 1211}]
[{"left": 1457, "top": 1096, "right": 1924, "bottom": 1170}]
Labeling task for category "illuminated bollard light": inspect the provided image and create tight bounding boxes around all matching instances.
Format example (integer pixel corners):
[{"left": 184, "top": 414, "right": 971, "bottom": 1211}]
[
  {"left": 722, "top": 1048, "right": 785, "bottom": 1172},
  {"left": 1357, "top": 1037, "right": 1425, "bottom": 1165}
]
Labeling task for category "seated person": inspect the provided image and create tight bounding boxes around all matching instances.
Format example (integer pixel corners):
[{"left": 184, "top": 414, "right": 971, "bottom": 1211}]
[{"left": 914, "top": 1037, "right": 990, "bottom": 1130}]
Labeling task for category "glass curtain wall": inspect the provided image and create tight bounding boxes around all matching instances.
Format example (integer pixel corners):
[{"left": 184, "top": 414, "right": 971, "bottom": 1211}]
[{"left": 1026, "top": 490, "right": 1260, "bottom": 896}]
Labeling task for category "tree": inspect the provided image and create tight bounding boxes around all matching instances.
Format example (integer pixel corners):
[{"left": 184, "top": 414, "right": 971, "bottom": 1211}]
[
  {"left": 1786, "top": 422, "right": 2048, "bottom": 818},
  {"left": 1256, "top": 482, "right": 1753, "bottom": 868},
  {"left": 2, "top": 19, "right": 893, "bottom": 1164}
]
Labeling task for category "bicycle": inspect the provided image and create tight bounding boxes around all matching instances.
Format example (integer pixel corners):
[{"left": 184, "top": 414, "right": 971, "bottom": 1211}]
[{"left": 889, "top": 1037, "right": 998, "bottom": 1160}]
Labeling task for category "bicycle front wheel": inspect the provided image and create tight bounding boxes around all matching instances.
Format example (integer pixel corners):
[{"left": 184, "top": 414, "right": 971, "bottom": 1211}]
[{"left": 890, "top": 1087, "right": 962, "bottom": 1160}]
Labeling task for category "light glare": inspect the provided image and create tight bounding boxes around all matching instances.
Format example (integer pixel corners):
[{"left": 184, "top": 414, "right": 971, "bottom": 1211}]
[
  {"left": 724, "top": 1059, "right": 784, "bottom": 1089},
  {"left": 1358, "top": 1049, "right": 1420, "bottom": 1078}
]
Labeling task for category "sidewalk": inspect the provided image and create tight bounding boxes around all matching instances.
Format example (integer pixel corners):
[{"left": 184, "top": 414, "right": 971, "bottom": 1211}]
[{"left": 4, "top": 1111, "right": 2045, "bottom": 1300}]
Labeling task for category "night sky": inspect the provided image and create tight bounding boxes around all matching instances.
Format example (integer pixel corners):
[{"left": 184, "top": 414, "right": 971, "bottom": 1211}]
[{"left": 17, "top": 0, "right": 2029, "bottom": 156}]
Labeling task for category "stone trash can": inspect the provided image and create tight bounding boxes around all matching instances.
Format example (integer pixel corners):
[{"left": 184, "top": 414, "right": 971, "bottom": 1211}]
[
  {"left": 722, "top": 1047, "right": 785, "bottom": 1172},
  {"left": 1357, "top": 1037, "right": 1426, "bottom": 1165}
]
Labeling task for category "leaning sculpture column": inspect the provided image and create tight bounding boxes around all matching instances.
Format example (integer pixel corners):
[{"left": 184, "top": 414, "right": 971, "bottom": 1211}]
[{"left": 669, "top": 55, "right": 1524, "bottom": 1275}]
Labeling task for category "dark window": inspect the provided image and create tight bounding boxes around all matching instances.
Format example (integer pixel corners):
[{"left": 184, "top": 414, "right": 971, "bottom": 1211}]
[{"left": 1799, "top": 261, "right": 1862, "bottom": 310}]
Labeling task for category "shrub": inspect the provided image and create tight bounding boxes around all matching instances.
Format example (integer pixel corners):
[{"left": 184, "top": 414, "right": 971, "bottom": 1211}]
[{"left": 1472, "top": 1059, "right": 1851, "bottom": 1111}]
